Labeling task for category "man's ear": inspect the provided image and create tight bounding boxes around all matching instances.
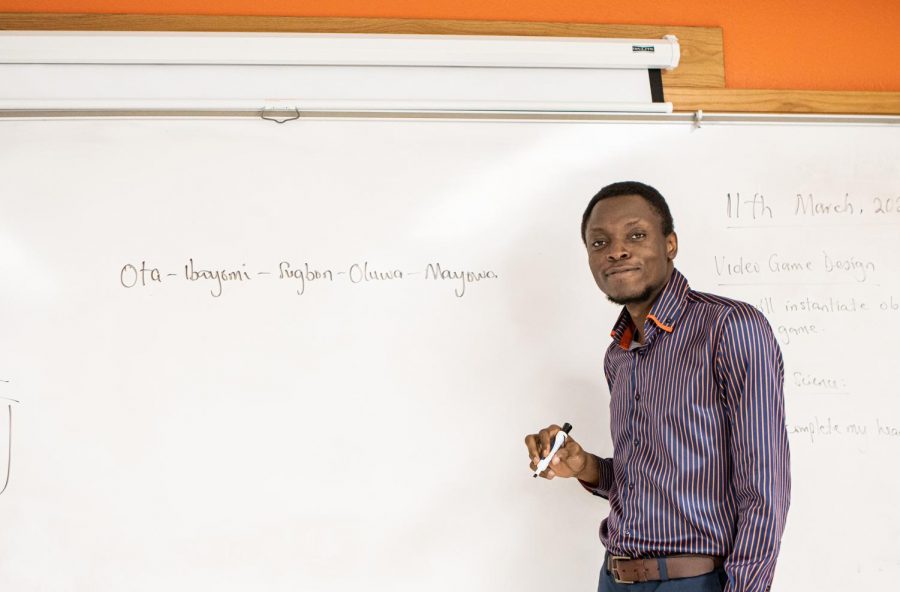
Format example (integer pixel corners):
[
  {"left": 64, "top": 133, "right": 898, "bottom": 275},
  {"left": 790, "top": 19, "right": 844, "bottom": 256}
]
[{"left": 666, "top": 232, "right": 678, "bottom": 261}]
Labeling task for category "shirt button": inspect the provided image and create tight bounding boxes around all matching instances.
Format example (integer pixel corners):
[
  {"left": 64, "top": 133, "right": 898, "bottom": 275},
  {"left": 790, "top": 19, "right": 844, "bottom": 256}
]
[
  {"left": 624, "top": 530, "right": 631, "bottom": 536},
  {"left": 635, "top": 393, "right": 641, "bottom": 401},
  {"left": 628, "top": 483, "right": 634, "bottom": 490},
  {"left": 633, "top": 438, "right": 639, "bottom": 446}
]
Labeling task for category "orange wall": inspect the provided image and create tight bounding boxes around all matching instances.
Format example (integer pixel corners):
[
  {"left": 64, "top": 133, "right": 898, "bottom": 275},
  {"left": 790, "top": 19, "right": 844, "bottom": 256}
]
[{"left": 2, "top": 0, "right": 899, "bottom": 92}]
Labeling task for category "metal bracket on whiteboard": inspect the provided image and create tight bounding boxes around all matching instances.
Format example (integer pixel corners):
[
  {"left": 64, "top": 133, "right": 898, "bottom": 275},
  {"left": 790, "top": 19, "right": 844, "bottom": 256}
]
[
  {"left": 260, "top": 107, "right": 301, "bottom": 124},
  {"left": 693, "top": 109, "right": 704, "bottom": 129}
]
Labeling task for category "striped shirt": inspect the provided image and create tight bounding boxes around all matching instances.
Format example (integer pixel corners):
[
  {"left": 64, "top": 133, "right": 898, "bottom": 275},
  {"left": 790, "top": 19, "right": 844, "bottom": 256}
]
[{"left": 583, "top": 268, "right": 790, "bottom": 592}]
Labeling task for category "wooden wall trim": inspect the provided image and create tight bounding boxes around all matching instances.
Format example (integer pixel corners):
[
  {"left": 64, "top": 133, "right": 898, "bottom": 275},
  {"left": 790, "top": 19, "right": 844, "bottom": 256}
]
[
  {"left": 0, "top": 13, "right": 725, "bottom": 89},
  {"left": 668, "top": 88, "right": 900, "bottom": 115}
]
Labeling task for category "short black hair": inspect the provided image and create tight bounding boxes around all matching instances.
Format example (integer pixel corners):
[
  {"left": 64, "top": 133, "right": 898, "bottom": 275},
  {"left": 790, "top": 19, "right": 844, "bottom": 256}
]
[{"left": 581, "top": 181, "right": 674, "bottom": 242}]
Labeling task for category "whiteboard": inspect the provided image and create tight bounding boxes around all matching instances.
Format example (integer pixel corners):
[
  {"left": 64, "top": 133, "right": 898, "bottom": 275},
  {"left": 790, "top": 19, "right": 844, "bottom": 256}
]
[{"left": 0, "top": 118, "right": 898, "bottom": 591}]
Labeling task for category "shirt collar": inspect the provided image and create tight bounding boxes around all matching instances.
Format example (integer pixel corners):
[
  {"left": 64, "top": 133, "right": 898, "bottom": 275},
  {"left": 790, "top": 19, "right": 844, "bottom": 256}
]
[{"left": 609, "top": 268, "right": 690, "bottom": 350}]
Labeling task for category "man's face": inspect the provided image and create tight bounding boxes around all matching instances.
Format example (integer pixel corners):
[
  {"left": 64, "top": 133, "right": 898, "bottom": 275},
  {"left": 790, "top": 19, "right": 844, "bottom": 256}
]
[{"left": 584, "top": 194, "right": 677, "bottom": 306}]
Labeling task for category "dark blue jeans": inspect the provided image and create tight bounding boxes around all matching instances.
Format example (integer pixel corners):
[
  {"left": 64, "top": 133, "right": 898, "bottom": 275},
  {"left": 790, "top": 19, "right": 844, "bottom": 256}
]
[{"left": 598, "top": 554, "right": 727, "bottom": 592}]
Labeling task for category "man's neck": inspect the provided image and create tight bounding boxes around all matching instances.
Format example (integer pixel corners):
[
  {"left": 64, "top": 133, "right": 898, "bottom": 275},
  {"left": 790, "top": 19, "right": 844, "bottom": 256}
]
[
  {"left": 625, "top": 302, "right": 653, "bottom": 344},
  {"left": 624, "top": 268, "right": 675, "bottom": 344}
]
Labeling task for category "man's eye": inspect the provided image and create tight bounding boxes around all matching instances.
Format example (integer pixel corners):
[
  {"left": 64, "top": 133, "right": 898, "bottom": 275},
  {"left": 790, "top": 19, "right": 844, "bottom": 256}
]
[
  {"left": 592, "top": 240, "right": 607, "bottom": 248},
  {"left": 630, "top": 233, "right": 646, "bottom": 240}
]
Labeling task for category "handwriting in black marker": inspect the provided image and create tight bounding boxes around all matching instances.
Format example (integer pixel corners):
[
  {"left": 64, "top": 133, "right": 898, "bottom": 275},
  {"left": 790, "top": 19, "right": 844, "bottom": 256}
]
[
  {"left": 279, "top": 261, "right": 334, "bottom": 296},
  {"left": 121, "top": 261, "right": 163, "bottom": 288},
  {"left": 185, "top": 258, "right": 251, "bottom": 298},
  {"left": 795, "top": 193, "right": 856, "bottom": 216}
]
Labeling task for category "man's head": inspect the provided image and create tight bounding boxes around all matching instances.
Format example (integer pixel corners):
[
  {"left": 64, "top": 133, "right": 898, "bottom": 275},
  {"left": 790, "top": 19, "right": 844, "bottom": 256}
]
[{"left": 581, "top": 181, "right": 678, "bottom": 307}]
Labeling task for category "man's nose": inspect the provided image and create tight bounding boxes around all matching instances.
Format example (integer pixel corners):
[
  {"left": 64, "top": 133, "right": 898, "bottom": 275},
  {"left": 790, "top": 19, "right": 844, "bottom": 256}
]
[{"left": 606, "top": 239, "right": 630, "bottom": 261}]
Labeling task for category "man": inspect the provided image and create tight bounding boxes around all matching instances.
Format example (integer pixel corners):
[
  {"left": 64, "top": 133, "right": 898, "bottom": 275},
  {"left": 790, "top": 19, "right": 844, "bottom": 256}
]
[{"left": 525, "top": 182, "right": 790, "bottom": 592}]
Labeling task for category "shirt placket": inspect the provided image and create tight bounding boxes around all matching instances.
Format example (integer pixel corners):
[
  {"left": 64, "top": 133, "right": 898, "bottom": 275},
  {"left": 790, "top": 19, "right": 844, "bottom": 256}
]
[{"left": 621, "top": 324, "right": 655, "bottom": 550}]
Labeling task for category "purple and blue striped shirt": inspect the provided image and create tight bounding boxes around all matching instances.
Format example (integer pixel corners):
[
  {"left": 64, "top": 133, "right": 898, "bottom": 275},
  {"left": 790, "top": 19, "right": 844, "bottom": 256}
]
[{"left": 584, "top": 268, "right": 790, "bottom": 592}]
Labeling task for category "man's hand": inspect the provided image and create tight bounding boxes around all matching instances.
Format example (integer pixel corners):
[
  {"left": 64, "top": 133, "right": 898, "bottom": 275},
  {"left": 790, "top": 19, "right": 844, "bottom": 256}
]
[{"left": 524, "top": 424, "right": 598, "bottom": 484}]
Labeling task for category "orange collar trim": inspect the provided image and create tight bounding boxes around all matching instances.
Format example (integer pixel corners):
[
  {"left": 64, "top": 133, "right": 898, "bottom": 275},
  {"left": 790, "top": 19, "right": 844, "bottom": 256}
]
[
  {"left": 647, "top": 314, "right": 674, "bottom": 333},
  {"left": 612, "top": 325, "right": 634, "bottom": 350}
]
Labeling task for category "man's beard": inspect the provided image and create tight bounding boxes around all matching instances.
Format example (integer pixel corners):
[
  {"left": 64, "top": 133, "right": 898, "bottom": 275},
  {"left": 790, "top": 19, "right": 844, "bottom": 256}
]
[{"left": 606, "top": 282, "right": 659, "bottom": 305}]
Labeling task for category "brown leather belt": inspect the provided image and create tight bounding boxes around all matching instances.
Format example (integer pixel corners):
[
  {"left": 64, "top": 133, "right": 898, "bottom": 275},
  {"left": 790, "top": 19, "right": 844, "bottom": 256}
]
[{"left": 607, "top": 554, "right": 724, "bottom": 584}]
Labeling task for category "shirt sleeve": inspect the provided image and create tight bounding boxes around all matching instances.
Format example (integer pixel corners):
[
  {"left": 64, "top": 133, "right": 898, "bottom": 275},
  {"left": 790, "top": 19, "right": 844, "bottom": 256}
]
[
  {"left": 717, "top": 305, "right": 791, "bottom": 592},
  {"left": 578, "top": 454, "right": 615, "bottom": 499}
]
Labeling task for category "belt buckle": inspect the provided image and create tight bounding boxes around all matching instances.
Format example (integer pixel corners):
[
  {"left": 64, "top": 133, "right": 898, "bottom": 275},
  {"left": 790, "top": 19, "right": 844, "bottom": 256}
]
[{"left": 609, "top": 555, "right": 635, "bottom": 585}]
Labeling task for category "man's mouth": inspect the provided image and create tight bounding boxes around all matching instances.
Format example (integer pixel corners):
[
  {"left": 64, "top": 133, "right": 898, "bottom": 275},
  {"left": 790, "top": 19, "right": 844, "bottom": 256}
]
[{"left": 605, "top": 266, "right": 640, "bottom": 278}]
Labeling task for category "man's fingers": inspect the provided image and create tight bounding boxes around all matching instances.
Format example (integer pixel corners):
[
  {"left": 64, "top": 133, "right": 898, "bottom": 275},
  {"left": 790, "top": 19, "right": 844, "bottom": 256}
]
[
  {"left": 525, "top": 424, "right": 567, "bottom": 475},
  {"left": 564, "top": 439, "right": 584, "bottom": 460},
  {"left": 565, "top": 440, "right": 586, "bottom": 466},
  {"left": 524, "top": 433, "right": 539, "bottom": 464},
  {"left": 538, "top": 424, "right": 560, "bottom": 457},
  {"left": 524, "top": 426, "right": 587, "bottom": 479},
  {"left": 544, "top": 439, "right": 584, "bottom": 478},
  {"left": 550, "top": 448, "right": 575, "bottom": 477},
  {"left": 537, "top": 429, "right": 550, "bottom": 458}
]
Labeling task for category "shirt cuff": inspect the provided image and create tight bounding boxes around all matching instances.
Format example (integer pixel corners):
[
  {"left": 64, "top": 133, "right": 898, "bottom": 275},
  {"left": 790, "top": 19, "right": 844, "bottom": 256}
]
[{"left": 578, "top": 455, "right": 614, "bottom": 499}]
